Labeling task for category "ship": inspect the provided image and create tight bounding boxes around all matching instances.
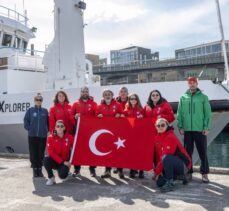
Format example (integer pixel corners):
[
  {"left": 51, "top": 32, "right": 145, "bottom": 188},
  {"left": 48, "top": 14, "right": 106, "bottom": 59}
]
[{"left": 0, "top": 0, "right": 229, "bottom": 162}]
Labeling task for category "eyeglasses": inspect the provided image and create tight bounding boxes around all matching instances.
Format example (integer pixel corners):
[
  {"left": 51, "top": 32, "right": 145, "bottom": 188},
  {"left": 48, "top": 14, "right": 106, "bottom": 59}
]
[
  {"left": 152, "top": 94, "right": 159, "bottom": 97},
  {"left": 156, "top": 123, "right": 166, "bottom": 128},
  {"left": 35, "top": 99, "right": 42, "bottom": 102},
  {"left": 130, "top": 98, "right": 137, "bottom": 101},
  {"left": 56, "top": 125, "right": 65, "bottom": 128}
]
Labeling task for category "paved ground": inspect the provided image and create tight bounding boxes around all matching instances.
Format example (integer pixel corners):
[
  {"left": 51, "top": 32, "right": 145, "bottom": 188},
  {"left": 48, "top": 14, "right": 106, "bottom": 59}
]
[{"left": 0, "top": 157, "right": 229, "bottom": 211}]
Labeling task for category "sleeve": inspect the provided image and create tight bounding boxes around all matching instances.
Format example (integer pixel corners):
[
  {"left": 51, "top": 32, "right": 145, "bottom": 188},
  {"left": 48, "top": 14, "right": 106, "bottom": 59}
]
[
  {"left": 154, "top": 160, "right": 163, "bottom": 175},
  {"left": 49, "top": 107, "right": 56, "bottom": 133},
  {"left": 203, "top": 95, "right": 212, "bottom": 130},
  {"left": 23, "top": 109, "right": 31, "bottom": 131},
  {"left": 176, "top": 98, "right": 183, "bottom": 129},
  {"left": 160, "top": 102, "right": 175, "bottom": 123},
  {"left": 47, "top": 136, "right": 63, "bottom": 164},
  {"left": 95, "top": 105, "right": 101, "bottom": 116},
  {"left": 70, "top": 103, "right": 76, "bottom": 124},
  {"left": 92, "top": 102, "right": 98, "bottom": 116}
]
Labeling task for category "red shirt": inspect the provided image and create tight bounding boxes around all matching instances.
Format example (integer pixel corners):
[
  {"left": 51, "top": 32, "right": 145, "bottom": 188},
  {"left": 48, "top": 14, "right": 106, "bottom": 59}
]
[
  {"left": 96, "top": 99, "right": 122, "bottom": 117},
  {"left": 47, "top": 133, "right": 74, "bottom": 164},
  {"left": 144, "top": 100, "right": 175, "bottom": 123},
  {"left": 49, "top": 102, "right": 74, "bottom": 134},
  {"left": 123, "top": 106, "right": 144, "bottom": 118},
  {"left": 71, "top": 98, "right": 97, "bottom": 125},
  {"left": 116, "top": 97, "right": 128, "bottom": 112},
  {"left": 154, "top": 130, "right": 191, "bottom": 175}
]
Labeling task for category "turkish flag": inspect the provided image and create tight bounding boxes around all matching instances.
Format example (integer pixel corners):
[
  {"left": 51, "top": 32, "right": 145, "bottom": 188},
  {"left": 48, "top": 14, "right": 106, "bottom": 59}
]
[{"left": 70, "top": 116, "right": 156, "bottom": 171}]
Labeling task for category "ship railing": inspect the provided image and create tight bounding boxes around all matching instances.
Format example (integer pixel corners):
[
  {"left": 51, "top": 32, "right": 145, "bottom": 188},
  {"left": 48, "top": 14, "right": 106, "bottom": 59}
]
[
  {"left": 0, "top": 5, "right": 28, "bottom": 26},
  {"left": 93, "top": 53, "right": 227, "bottom": 73},
  {"left": 0, "top": 47, "right": 44, "bottom": 72}
]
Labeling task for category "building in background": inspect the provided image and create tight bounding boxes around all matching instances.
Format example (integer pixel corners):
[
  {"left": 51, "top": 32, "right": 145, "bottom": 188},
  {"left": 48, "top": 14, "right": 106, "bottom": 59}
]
[
  {"left": 110, "top": 46, "right": 159, "bottom": 65},
  {"left": 175, "top": 40, "right": 229, "bottom": 59},
  {"left": 86, "top": 54, "right": 107, "bottom": 66}
]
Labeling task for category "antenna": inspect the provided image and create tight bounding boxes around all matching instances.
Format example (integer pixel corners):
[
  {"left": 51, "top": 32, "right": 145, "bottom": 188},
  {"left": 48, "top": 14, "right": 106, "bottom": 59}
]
[{"left": 215, "top": 0, "right": 229, "bottom": 82}]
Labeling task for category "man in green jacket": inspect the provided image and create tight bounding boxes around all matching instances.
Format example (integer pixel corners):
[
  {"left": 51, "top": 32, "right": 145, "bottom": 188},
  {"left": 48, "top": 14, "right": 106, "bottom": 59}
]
[{"left": 177, "top": 77, "right": 212, "bottom": 183}]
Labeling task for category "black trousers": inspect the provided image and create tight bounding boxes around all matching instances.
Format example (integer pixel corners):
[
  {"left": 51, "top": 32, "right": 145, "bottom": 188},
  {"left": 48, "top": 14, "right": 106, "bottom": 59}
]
[
  {"left": 162, "top": 155, "right": 185, "bottom": 180},
  {"left": 184, "top": 131, "right": 209, "bottom": 174},
  {"left": 44, "top": 156, "right": 69, "bottom": 179},
  {"left": 28, "top": 136, "right": 46, "bottom": 168},
  {"left": 74, "top": 165, "right": 96, "bottom": 171}
]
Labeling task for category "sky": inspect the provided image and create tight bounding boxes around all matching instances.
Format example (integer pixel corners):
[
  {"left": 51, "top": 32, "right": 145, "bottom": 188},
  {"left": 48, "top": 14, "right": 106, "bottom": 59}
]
[{"left": 1, "top": 0, "right": 229, "bottom": 61}]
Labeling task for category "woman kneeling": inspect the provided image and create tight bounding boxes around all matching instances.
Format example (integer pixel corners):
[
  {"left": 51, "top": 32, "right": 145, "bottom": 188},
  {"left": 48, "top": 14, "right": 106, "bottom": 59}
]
[
  {"left": 153, "top": 118, "right": 191, "bottom": 192},
  {"left": 44, "top": 120, "right": 74, "bottom": 185}
]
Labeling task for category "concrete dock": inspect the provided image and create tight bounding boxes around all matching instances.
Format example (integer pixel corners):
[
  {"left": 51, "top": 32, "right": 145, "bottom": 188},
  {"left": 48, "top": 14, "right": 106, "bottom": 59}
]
[{"left": 0, "top": 157, "right": 229, "bottom": 211}]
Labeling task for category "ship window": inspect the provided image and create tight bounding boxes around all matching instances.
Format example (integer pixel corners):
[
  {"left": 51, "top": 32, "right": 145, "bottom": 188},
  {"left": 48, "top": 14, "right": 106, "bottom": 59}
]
[
  {"left": 13, "top": 37, "right": 21, "bottom": 49},
  {"left": 2, "top": 34, "right": 12, "bottom": 47},
  {"left": 22, "top": 40, "right": 28, "bottom": 51}
]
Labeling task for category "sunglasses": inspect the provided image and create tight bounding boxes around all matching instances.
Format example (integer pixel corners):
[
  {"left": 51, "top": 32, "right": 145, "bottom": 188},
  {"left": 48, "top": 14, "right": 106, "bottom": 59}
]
[
  {"left": 130, "top": 98, "right": 137, "bottom": 101},
  {"left": 152, "top": 94, "right": 159, "bottom": 97},
  {"left": 35, "top": 99, "right": 42, "bottom": 102},
  {"left": 56, "top": 125, "right": 65, "bottom": 128},
  {"left": 156, "top": 123, "right": 166, "bottom": 128}
]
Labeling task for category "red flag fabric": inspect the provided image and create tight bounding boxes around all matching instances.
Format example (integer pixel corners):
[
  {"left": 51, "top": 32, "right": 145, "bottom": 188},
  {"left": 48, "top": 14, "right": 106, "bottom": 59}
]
[{"left": 70, "top": 116, "right": 156, "bottom": 171}]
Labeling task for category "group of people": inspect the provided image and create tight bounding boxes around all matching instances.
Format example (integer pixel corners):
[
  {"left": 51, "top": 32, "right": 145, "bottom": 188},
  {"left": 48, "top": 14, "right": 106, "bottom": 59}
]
[{"left": 23, "top": 76, "right": 212, "bottom": 192}]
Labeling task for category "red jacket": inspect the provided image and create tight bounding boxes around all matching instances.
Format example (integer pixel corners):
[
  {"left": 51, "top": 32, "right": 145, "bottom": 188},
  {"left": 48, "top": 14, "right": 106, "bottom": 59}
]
[
  {"left": 71, "top": 98, "right": 97, "bottom": 125},
  {"left": 144, "top": 100, "right": 175, "bottom": 123},
  {"left": 116, "top": 97, "right": 128, "bottom": 111},
  {"left": 47, "top": 133, "right": 74, "bottom": 164},
  {"left": 123, "top": 106, "right": 144, "bottom": 118},
  {"left": 154, "top": 129, "right": 191, "bottom": 175},
  {"left": 49, "top": 102, "right": 74, "bottom": 134},
  {"left": 96, "top": 99, "right": 122, "bottom": 117}
]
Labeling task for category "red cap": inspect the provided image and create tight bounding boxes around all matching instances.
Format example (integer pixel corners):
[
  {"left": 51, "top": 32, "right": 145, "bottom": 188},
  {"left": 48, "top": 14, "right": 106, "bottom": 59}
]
[{"left": 187, "top": 77, "right": 198, "bottom": 83}]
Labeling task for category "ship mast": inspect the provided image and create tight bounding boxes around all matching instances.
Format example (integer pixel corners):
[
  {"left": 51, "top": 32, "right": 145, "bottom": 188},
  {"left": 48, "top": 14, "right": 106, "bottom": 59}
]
[{"left": 215, "top": 0, "right": 229, "bottom": 82}]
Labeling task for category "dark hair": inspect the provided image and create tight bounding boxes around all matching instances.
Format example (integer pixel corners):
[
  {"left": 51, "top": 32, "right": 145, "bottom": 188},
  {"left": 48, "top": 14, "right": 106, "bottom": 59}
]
[
  {"left": 53, "top": 91, "right": 69, "bottom": 105},
  {"left": 54, "top": 120, "right": 66, "bottom": 135},
  {"left": 125, "top": 93, "right": 143, "bottom": 110},
  {"left": 147, "top": 90, "right": 166, "bottom": 108}
]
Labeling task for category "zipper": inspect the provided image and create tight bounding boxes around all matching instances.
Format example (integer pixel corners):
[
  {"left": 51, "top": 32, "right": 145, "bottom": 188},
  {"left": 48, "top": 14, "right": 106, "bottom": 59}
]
[
  {"left": 190, "top": 95, "right": 193, "bottom": 131},
  {"left": 37, "top": 108, "right": 40, "bottom": 136}
]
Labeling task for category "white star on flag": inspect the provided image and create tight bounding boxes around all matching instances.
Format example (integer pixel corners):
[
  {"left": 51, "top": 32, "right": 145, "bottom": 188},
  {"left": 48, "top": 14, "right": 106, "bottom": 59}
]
[{"left": 114, "top": 138, "right": 126, "bottom": 149}]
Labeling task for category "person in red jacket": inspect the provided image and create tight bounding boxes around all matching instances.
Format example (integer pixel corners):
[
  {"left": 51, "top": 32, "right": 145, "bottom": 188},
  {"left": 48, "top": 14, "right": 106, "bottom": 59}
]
[
  {"left": 116, "top": 86, "right": 129, "bottom": 111},
  {"left": 96, "top": 89, "right": 122, "bottom": 178},
  {"left": 44, "top": 120, "right": 74, "bottom": 186},
  {"left": 71, "top": 86, "right": 97, "bottom": 177},
  {"left": 144, "top": 90, "right": 175, "bottom": 124},
  {"left": 152, "top": 118, "right": 191, "bottom": 193},
  {"left": 122, "top": 93, "right": 145, "bottom": 179},
  {"left": 49, "top": 91, "right": 74, "bottom": 134}
]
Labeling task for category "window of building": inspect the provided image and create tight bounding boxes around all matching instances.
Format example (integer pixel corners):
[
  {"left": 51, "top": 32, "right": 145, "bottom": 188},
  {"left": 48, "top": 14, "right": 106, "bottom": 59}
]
[
  {"left": 2, "top": 34, "right": 12, "bottom": 47},
  {"left": 212, "top": 44, "right": 221, "bottom": 53},
  {"left": 202, "top": 46, "right": 206, "bottom": 55},
  {"left": 206, "top": 45, "right": 211, "bottom": 54},
  {"left": 22, "top": 40, "right": 28, "bottom": 51},
  {"left": 185, "top": 50, "right": 191, "bottom": 57},
  {"left": 197, "top": 48, "right": 201, "bottom": 55}
]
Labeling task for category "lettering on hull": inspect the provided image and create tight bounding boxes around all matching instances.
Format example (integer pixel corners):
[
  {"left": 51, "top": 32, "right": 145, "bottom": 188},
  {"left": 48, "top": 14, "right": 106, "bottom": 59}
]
[{"left": 0, "top": 101, "right": 30, "bottom": 113}]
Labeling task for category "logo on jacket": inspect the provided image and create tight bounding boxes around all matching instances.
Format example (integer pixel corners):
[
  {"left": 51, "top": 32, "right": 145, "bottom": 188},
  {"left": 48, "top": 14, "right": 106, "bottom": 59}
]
[{"left": 33, "top": 112, "right": 37, "bottom": 117}]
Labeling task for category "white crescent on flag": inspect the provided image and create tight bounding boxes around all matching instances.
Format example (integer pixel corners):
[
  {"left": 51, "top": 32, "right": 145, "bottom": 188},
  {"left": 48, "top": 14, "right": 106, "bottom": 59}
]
[{"left": 89, "top": 129, "right": 114, "bottom": 156}]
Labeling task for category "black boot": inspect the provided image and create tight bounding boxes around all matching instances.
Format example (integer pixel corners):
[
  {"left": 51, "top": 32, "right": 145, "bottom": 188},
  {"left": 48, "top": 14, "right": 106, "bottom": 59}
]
[
  {"left": 37, "top": 168, "right": 44, "bottom": 177},
  {"left": 160, "top": 180, "right": 175, "bottom": 193},
  {"left": 139, "top": 171, "right": 144, "bottom": 179},
  {"left": 129, "top": 169, "right": 136, "bottom": 178},
  {"left": 89, "top": 167, "right": 96, "bottom": 177},
  {"left": 118, "top": 169, "right": 125, "bottom": 179},
  {"left": 33, "top": 168, "right": 38, "bottom": 178}
]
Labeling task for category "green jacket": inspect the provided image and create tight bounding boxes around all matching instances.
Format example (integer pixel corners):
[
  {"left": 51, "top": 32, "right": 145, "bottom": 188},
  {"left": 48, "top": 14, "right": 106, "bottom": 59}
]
[{"left": 177, "top": 89, "right": 212, "bottom": 132}]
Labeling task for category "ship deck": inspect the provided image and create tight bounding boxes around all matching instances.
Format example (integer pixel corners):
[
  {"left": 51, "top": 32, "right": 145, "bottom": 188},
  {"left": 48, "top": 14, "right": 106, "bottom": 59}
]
[{"left": 0, "top": 157, "right": 229, "bottom": 211}]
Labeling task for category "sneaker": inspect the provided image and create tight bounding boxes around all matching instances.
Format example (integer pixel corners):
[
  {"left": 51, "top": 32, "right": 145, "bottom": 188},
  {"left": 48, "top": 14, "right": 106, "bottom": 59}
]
[
  {"left": 37, "top": 168, "right": 44, "bottom": 177},
  {"left": 160, "top": 180, "right": 175, "bottom": 193},
  {"left": 113, "top": 168, "right": 119, "bottom": 174},
  {"left": 202, "top": 174, "right": 209, "bottom": 183},
  {"left": 46, "top": 177, "right": 56, "bottom": 186},
  {"left": 72, "top": 169, "right": 81, "bottom": 177},
  {"left": 101, "top": 171, "right": 111, "bottom": 178},
  {"left": 139, "top": 171, "right": 145, "bottom": 179},
  {"left": 129, "top": 170, "right": 136, "bottom": 179},
  {"left": 90, "top": 169, "right": 96, "bottom": 177}
]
